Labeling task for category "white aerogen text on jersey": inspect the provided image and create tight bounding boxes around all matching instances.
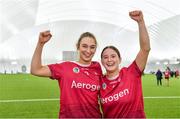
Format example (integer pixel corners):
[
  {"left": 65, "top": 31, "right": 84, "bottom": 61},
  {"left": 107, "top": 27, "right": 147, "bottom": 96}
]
[
  {"left": 100, "top": 88, "right": 129, "bottom": 104},
  {"left": 71, "top": 80, "right": 100, "bottom": 91}
]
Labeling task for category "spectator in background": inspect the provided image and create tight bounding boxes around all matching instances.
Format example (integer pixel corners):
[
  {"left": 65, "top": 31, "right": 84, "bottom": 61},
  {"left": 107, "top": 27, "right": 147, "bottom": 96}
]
[
  {"left": 156, "top": 69, "right": 163, "bottom": 86},
  {"left": 170, "top": 70, "right": 174, "bottom": 78},
  {"left": 175, "top": 69, "right": 179, "bottom": 79},
  {"left": 164, "top": 69, "right": 170, "bottom": 86}
]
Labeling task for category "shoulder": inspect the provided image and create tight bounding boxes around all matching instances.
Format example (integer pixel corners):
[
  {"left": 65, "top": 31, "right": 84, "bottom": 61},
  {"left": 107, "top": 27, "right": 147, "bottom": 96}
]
[
  {"left": 129, "top": 61, "right": 142, "bottom": 72},
  {"left": 90, "top": 61, "right": 102, "bottom": 75},
  {"left": 91, "top": 61, "right": 101, "bottom": 67},
  {"left": 120, "top": 61, "right": 142, "bottom": 76},
  {"left": 48, "top": 61, "right": 76, "bottom": 69},
  {"left": 91, "top": 61, "right": 100, "bottom": 65},
  {"left": 91, "top": 61, "right": 102, "bottom": 70}
]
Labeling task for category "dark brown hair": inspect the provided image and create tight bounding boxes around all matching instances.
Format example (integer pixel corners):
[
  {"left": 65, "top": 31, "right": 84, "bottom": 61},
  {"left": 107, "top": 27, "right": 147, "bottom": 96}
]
[
  {"left": 101, "top": 45, "right": 121, "bottom": 59},
  {"left": 76, "top": 32, "right": 97, "bottom": 49}
]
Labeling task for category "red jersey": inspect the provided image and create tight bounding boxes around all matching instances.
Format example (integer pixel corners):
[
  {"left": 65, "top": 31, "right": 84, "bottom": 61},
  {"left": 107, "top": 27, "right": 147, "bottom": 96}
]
[
  {"left": 48, "top": 61, "right": 102, "bottom": 118},
  {"left": 175, "top": 70, "right": 179, "bottom": 77},
  {"left": 100, "top": 61, "right": 146, "bottom": 118},
  {"left": 164, "top": 71, "right": 170, "bottom": 78}
]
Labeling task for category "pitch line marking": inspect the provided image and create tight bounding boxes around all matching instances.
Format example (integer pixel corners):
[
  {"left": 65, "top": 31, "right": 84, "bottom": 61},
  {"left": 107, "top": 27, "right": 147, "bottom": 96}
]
[
  {"left": 0, "top": 98, "right": 59, "bottom": 103},
  {"left": 0, "top": 96, "right": 180, "bottom": 103},
  {"left": 144, "top": 96, "right": 180, "bottom": 99}
]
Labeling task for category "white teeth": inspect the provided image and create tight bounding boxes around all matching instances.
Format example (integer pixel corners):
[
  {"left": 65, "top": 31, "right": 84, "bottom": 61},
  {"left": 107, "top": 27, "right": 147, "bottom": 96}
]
[{"left": 107, "top": 63, "right": 114, "bottom": 66}]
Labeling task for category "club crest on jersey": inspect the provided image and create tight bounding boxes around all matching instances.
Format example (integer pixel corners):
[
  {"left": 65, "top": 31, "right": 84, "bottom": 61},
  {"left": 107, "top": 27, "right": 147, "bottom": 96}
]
[
  {"left": 102, "top": 83, "right": 107, "bottom": 90},
  {"left": 73, "top": 67, "right": 79, "bottom": 73}
]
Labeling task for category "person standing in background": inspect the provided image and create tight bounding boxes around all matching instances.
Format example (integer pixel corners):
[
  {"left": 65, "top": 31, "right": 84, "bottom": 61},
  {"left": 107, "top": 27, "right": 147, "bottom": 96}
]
[
  {"left": 156, "top": 69, "right": 163, "bottom": 86},
  {"left": 164, "top": 69, "right": 170, "bottom": 86},
  {"left": 175, "top": 69, "right": 179, "bottom": 79}
]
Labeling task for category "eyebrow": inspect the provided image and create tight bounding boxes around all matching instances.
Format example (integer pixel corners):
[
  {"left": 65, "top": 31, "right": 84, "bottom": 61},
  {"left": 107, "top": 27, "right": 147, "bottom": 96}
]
[
  {"left": 81, "top": 44, "right": 96, "bottom": 47},
  {"left": 103, "top": 53, "right": 117, "bottom": 57},
  {"left": 90, "top": 45, "right": 96, "bottom": 47}
]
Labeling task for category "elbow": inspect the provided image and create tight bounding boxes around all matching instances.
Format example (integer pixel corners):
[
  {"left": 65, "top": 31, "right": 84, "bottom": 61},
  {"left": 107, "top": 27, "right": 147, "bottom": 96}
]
[
  {"left": 143, "top": 47, "right": 151, "bottom": 53},
  {"left": 30, "top": 66, "right": 48, "bottom": 77},
  {"left": 30, "top": 67, "right": 39, "bottom": 76},
  {"left": 30, "top": 68, "right": 36, "bottom": 76},
  {"left": 146, "top": 47, "right": 151, "bottom": 52}
]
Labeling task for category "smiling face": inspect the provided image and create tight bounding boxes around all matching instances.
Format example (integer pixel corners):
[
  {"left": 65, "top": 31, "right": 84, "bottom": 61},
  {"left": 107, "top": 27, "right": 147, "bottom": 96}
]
[
  {"left": 77, "top": 36, "right": 97, "bottom": 65},
  {"left": 101, "top": 47, "right": 121, "bottom": 73}
]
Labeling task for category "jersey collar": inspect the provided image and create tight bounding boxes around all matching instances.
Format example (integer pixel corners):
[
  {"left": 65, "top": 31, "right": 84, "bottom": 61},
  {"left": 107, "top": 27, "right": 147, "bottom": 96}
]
[{"left": 73, "top": 61, "right": 91, "bottom": 67}]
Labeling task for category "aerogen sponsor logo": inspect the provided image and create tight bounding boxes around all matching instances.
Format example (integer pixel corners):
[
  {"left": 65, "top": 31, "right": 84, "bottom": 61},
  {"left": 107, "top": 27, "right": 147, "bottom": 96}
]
[
  {"left": 100, "top": 88, "right": 129, "bottom": 104},
  {"left": 71, "top": 80, "right": 100, "bottom": 91}
]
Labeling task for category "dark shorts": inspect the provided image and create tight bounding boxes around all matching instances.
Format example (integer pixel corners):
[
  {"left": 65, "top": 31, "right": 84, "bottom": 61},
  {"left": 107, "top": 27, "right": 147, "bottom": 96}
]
[{"left": 165, "top": 77, "right": 169, "bottom": 80}]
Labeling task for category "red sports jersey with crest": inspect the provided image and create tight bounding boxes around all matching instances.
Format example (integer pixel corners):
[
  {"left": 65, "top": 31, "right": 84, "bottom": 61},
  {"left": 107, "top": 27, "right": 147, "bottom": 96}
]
[
  {"left": 48, "top": 61, "right": 102, "bottom": 118},
  {"left": 100, "top": 61, "right": 146, "bottom": 118}
]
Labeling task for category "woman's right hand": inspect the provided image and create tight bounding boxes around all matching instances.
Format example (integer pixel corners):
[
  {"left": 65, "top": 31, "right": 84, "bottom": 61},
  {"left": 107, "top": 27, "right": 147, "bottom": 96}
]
[{"left": 38, "top": 30, "right": 52, "bottom": 45}]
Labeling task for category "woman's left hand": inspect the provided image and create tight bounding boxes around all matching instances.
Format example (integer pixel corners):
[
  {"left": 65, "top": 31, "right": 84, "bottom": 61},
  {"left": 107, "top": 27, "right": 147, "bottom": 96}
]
[{"left": 129, "top": 10, "right": 144, "bottom": 23}]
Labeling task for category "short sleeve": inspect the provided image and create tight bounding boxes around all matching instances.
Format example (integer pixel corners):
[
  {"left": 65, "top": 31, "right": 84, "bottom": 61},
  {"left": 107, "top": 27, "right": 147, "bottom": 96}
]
[
  {"left": 48, "top": 63, "right": 62, "bottom": 80},
  {"left": 128, "top": 61, "right": 142, "bottom": 77},
  {"left": 96, "top": 62, "right": 103, "bottom": 76}
]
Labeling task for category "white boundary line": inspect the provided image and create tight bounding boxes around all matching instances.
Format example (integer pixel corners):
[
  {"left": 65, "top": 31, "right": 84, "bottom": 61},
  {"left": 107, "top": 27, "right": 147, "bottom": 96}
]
[
  {"left": 0, "top": 98, "right": 59, "bottom": 103},
  {"left": 0, "top": 96, "right": 180, "bottom": 103},
  {"left": 144, "top": 96, "right": 180, "bottom": 99}
]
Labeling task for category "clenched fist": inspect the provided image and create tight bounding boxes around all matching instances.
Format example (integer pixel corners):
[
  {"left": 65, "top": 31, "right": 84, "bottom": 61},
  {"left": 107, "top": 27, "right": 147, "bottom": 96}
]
[
  {"left": 38, "top": 30, "right": 52, "bottom": 45},
  {"left": 129, "top": 10, "right": 144, "bottom": 23}
]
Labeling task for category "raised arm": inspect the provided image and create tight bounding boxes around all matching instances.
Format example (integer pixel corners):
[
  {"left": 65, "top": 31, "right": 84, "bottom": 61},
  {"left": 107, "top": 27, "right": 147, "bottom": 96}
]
[
  {"left": 30, "top": 31, "right": 52, "bottom": 77},
  {"left": 129, "top": 10, "right": 151, "bottom": 72}
]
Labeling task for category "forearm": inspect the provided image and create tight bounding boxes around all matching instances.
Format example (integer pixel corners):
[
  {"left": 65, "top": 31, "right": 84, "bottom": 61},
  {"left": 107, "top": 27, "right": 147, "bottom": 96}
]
[
  {"left": 138, "top": 20, "right": 151, "bottom": 52},
  {"left": 135, "top": 19, "right": 151, "bottom": 71},
  {"left": 30, "top": 42, "right": 44, "bottom": 75}
]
